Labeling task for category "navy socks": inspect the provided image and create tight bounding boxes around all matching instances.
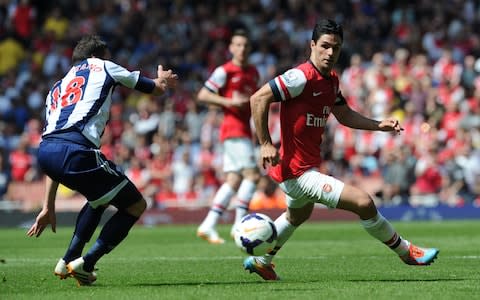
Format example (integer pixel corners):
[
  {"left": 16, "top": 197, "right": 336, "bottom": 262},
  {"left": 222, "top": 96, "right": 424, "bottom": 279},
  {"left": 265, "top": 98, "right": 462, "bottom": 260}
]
[
  {"left": 83, "top": 210, "right": 139, "bottom": 272},
  {"left": 63, "top": 203, "right": 106, "bottom": 263}
]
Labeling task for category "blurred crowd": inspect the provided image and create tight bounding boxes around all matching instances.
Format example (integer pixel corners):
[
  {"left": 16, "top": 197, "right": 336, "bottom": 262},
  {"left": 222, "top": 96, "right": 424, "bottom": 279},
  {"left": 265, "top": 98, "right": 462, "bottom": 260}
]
[{"left": 0, "top": 0, "right": 479, "bottom": 210}]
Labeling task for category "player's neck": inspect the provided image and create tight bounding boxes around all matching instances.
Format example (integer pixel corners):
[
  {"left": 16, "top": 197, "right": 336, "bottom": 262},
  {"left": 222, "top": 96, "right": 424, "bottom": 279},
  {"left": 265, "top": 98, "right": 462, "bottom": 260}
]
[
  {"left": 308, "top": 59, "right": 331, "bottom": 78},
  {"left": 232, "top": 58, "right": 247, "bottom": 67}
]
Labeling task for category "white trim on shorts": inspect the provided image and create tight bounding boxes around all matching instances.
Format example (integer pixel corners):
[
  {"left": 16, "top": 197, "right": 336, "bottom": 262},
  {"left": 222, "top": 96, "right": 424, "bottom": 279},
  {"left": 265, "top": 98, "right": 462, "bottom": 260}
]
[
  {"left": 89, "top": 179, "right": 129, "bottom": 208},
  {"left": 222, "top": 137, "right": 257, "bottom": 172},
  {"left": 278, "top": 169, "right": 345, "bottom": 209}
]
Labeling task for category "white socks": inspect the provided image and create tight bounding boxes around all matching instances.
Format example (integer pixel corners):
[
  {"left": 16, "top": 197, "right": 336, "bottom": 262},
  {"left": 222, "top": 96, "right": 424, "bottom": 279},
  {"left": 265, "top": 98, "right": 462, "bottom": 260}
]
[
  {"left": 234, "top": 179, "right": 256, "bottom": 223},
  {"left": 257, "top": 212, "right": 295, "bottom": 265},
  {"left": 200, "top": 179, "right": 258, "bottom": 231},
  {"left": 360, "top": 212, "right": 409, "bottom": 256},
  {"left": 256, "top": 211, "right": 411, "bottom": 267},
  {"left": 199, "top": 183, "right": 235, "bottom": 230}
]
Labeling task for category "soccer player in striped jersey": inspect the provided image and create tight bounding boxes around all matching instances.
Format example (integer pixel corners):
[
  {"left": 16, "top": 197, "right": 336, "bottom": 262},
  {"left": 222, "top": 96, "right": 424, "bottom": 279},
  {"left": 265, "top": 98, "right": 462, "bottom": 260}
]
[
  {"left": 244, "top": 19, "right": 439, "bottom": 281},
  {"left": 196, "top": 29, "right": 261, "bottom": 244},
  {"left": 26, "top": 35, "right": 178, "bottom": 286}
]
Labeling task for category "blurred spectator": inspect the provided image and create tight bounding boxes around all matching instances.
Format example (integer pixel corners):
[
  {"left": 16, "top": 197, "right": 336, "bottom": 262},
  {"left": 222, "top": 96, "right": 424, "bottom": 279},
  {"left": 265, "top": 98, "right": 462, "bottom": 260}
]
[
  {"left": 41, "top": 42, "right": 69, "bottom": 77},
  {"left": 8, "top": 134, "right": 36, "bottom": 182},
  {"left": 155, "top": 179, "right": 177, "bottom": 208},
  {"left": 0, "top": 32, "right": 25, "bottom": 75},
  {"left": 376, "top": 146, "right": 415, "bottom": 206},
  {"left": 133, "top": 134, "right": 151, "bottom": 161},
  {"left": 158, "top": 100, "right": 177, "bottom": 140},
  {"left": 461, "top": 55, "right": 478, "bottom": 91},
  {"left": 24, "top": 118, "right": 41, "bottom": 149},
  {"left": 42, "top": 6, "right": 69, "bottom": 40},
  {"left": 131, "top": 97, "right": 160, "bottom": 136},
  {"left": 196, "top": 139, "right": 221, "bottom": 203},
  {"left": 172, "top": 150, "right": 195, "bottom": 199},
  {"left": 340, "top": 53, "right": 365, "bottom": 109},
  {"left": 432, "top": 48, "right": 463, "bottom": 87},
  {"left": 124, "top": 156, "right": 151, "bottom": 195},
  {"left": 184, "top": 100, "right": 205, "bottom": 143},
  {"left": 409, "top": 144, "right": 443, "bottom": 207},
  {"left": 440, "top": 137, "right": 476, "bottom": 206},
  {"left": 440, "top": 99, "right": 464, "bottom": 140},
  {"left": 249, "top": 43, "right": 277, "bottom": 84},
  {"left": 464, "top": 149, "right": 480, "bottom": 204},
  {"left": 99, "top": 127, "right": 115, "bottom": 161},
  {"left": 0, "top": 150, "right": 10, "bottom": 198},
  {"left": 120, "top": 120, "right": 137, "bottom": 150},
  {"left": 146, "top": 148, "right": 172, "bottom": 202},
  {"left": 9, "top": 0, "right": 36, "bottom": 44},
  {"left": 2, "top": 1, "right": 480, "bottom": 210}
]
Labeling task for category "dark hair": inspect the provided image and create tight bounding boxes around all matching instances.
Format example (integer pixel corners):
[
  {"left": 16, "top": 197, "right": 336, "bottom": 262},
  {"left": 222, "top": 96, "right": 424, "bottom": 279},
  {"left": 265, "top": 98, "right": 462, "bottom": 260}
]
[
  {"left": 71, "top": 35, "right": 108, "bottom": 63},
  {"left": 231, "top": 29, "right": 250, "bottom": 41},
  {"left": 312, "top": 19, "right": 343, "bottom": 42}
]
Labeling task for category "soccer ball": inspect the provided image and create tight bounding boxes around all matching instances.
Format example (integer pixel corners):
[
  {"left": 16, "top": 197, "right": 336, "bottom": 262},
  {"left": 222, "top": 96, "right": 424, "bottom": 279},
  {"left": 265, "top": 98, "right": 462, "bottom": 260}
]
[{"left": 233, "top": 213, "right": 277, "bottom": 256}]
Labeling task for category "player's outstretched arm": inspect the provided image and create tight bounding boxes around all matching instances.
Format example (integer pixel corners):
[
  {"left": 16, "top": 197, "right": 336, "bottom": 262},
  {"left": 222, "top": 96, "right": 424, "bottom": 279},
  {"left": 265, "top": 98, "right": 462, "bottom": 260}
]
[
  {"left": 27, "top": 176, "right": 59, "bottom": 237},
  {"left": 332, "top": 104, "right": 403, "bottom": 134},
  {"left": 151, "top": 65, "right": 178, "bottom": 96},
  {"left": 377, "top": 117, "right": 404, "bottom": 134},
  {"left": 197, "top": 87, "right": 248, "bottom": 108}
]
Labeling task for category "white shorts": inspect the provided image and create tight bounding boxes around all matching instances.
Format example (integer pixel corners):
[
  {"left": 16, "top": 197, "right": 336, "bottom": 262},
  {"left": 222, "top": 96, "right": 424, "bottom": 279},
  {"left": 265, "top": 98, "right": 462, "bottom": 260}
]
[
  {"left": 278, "top": 169, "right": 345, "bottom": 209},
  {"left": 223, "top": 138, "right": 257, "bottom": 173}
]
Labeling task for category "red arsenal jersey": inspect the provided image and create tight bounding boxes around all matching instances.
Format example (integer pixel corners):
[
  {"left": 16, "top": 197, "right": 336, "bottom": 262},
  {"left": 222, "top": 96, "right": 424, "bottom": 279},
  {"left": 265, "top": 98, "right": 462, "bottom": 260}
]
[
  {"left": 268, "top": 60, "right": 344, "bottom": 182},
  {"left": 204, "top": 61, "right": 260, "bottom": 142}
]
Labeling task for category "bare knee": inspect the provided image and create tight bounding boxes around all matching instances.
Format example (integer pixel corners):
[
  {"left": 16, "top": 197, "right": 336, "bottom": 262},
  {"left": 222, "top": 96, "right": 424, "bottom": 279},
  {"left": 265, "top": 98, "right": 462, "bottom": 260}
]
[
  {"left": 356, "top": 196, "right": 377, "bottom": 219},
  {"left": 225, "top": 172, "right": 243, "bottom": 191},
  {"left": 242, "top": 168, "right": 261, "bottom": 184},
  {"left": 125, "top": 198, "right": 147, "bottom": 217},
  {"left": 337, "top": 185, "right": 377, "bottom": 219}
]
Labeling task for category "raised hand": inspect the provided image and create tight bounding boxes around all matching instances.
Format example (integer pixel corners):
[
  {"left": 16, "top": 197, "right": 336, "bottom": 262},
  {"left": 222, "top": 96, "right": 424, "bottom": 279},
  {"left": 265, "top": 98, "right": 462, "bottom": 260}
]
[{"left": 155, "top": 65, "right": 179, "bottom": 93}]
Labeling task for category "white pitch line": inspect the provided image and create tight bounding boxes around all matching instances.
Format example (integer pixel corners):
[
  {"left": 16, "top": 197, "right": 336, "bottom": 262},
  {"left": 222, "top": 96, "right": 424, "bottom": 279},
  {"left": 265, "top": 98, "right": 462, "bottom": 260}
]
[{"left": 4, "top": 255, "right": 480, "bottom": 264}]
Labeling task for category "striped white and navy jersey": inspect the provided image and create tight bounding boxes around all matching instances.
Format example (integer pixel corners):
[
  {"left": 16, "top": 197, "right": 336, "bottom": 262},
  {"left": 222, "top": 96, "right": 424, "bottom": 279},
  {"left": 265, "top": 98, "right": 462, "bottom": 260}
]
[{"left": 43, "top": 58, "right": 142, "bottom": 147}]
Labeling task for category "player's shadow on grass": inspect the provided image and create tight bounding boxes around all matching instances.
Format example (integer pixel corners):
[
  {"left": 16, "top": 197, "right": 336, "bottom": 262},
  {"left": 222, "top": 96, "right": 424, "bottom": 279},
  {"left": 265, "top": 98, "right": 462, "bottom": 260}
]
[
  {"left": 132, "top": 281, "right": 282, "bottom": 287},
  {"left": 347, "top": 278, "right": 466, "bottom": 282},
  {"left": 132, "top": 277, "right": 466, "bottom": 287}
]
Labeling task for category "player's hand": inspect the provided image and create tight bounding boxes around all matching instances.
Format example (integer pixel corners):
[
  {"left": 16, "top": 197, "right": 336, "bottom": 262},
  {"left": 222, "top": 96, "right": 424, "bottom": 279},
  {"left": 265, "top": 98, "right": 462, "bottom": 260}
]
[
  {"left": 156, "top": 65, "right": 178, "bottom": 91},
  {"left": 378, "top": 118, "right": 404, "bottom": 134},
  {"left": 227, "top": 91, "right": 250, "bottom": 108},
  {"left": 26, "top": 208, "right": 56, "bottom": 238},
  {"left": 260, "top": 143, "right": 281, "bottom": 169}
]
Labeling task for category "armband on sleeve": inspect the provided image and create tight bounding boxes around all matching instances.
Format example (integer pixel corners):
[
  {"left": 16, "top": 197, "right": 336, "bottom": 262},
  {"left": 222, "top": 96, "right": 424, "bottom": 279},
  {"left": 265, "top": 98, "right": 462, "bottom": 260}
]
[
  {"left": 268, "top": 80, "right": 282, "bottom": 102},
  {"left": 269, "top": 68, "right": 307, "bottom": 102},
  {"left": 135, "top": 76, "right": 156, "bottom": 93}
]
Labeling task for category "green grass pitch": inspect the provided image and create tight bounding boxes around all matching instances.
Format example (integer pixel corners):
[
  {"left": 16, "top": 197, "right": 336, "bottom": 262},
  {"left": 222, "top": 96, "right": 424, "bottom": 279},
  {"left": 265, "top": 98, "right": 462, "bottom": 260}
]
[{"left": 1, "top": 220, "right": 479, "bottom": 299}]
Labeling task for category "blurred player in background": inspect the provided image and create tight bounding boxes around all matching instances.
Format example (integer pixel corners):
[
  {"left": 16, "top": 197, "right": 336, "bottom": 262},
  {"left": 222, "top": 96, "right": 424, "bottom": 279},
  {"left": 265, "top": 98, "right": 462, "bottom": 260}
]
[
  {"left": 26, "top": 35, "right": 178, "bottom": 286},
  {"left": 196, "top": 29, "right": 261, "bottom": 244},
  {"left": 245, "top": 19, "right": 439, "bottom": 280}
]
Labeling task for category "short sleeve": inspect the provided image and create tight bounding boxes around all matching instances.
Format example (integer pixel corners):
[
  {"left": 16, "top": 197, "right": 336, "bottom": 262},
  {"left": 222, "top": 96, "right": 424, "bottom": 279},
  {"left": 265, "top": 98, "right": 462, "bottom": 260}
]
[
  {"left": 268, "top": 68, "right": 307, "bottom": 102},
  {"left": 204, "top": 66, "right": 226, "bottom": 93},
  {"left": 104, "top": 60, "right": 140, "bottom": 88}
]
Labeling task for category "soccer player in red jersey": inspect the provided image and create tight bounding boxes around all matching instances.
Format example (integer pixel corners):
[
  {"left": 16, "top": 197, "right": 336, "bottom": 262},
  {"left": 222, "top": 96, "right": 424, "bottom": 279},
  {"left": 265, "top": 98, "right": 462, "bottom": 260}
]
[
  {"left": 196, "top": 30, "right": 261, "bottom": 244},
  {"left": 244, "top": 19, "right": 439, "bottom": 280}
]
